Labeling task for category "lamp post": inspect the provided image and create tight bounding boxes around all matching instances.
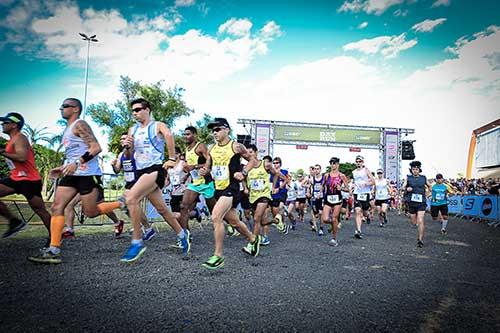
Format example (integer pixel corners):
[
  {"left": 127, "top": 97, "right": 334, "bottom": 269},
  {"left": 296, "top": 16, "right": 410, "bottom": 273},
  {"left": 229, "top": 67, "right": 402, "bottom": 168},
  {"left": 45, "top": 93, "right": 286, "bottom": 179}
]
[{"left": 79, "top": 32, "right": 98, "bottom": 119}]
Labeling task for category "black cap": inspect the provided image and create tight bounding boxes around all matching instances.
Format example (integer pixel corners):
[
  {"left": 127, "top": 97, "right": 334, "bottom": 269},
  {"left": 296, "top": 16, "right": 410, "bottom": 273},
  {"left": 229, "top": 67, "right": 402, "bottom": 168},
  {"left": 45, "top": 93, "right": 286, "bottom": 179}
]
[
  {"left": 436, "top": 173, "right": 443, "bottom": 179},
  {"left": 207, "top": 117, "right": 230, "bottom": 130},
  {"left": 0, "top": 112, "right": 24, "bottom": 129},
  {"left": 329, "top": 157, "right": 340, "bottom": 164},
  {"left": 355, "top": 155, "right": 364, "bottom": 161}
]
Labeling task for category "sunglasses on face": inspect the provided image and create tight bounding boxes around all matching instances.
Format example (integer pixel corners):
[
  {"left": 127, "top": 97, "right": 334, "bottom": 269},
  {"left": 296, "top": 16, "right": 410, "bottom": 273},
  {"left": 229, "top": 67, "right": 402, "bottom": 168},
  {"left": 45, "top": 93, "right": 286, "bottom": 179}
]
[
  {"left": 60, "top": 104, "right": 76, "bottom": 109},
  {"left": 132, "top": 107, "right": 145, "bottom": 113},
  {"left": 212, "top": 127, "right": 225, "bottom": 133},
  {"left": 273, "top": 161, "right": 280, "bottom": 165}
]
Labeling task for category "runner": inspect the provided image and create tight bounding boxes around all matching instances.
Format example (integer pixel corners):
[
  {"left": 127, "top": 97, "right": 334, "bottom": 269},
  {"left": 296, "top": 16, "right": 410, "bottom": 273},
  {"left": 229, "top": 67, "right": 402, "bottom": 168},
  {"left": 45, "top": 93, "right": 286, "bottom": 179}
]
[
  {"left": 321, "top": 157, "right": 349, "bottom": 247},
  {"left": 352, "top": 155, "right": 374, "bottom": 239},
  {"left": 284, "top": 174, "right": 297, "bottom": 231},
  {"left": 374, "top": 169, "right": 392, "bottom": 227},
  {"left": 295, "top": 171, "right": 308, "bottom": 226},
  {"left": 430, "top": 173, "right": 454, "bottom": 235},
  {"left": 178, "top": 126, "right": 216, "bottom": 235},
  {"left": 0, "top": 112, "right": 51, "bottom": 240},
  {"left": 401, "top": 161, "right": 432, "bottom": 248},
  {"left": 119, "top": 98, "right": 189, "bottom": 263},
  {"left": 202, "top": 117, "right": 260, "bottom": 270},
  {"left": 242, "top": 145, "right": 284, "bottom": 254},
  {"left": 264, "top": 156, "right": 287, "bottom": 245},
  {"left": 28, "top": 98, "right": 124, "bottom": 264},
  {"left": 167, "top": 147, "right": 188, "bottom": 220},
  {"left": 310, "top": 164, "right": 325, "bottom": 235}
]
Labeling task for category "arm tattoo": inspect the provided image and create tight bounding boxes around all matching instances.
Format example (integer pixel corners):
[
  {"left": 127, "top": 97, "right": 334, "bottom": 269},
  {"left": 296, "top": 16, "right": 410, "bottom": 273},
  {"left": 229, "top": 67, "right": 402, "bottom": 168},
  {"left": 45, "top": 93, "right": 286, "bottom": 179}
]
[{"left": 75, "top": 121, "right": 98, "bottom": 146}]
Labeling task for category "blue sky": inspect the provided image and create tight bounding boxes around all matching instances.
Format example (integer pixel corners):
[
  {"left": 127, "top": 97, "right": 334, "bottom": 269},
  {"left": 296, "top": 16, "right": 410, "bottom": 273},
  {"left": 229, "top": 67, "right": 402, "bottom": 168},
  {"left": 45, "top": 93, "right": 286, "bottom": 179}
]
[{"left": 0, "top": 0, "right": 499, "bottom": 176}]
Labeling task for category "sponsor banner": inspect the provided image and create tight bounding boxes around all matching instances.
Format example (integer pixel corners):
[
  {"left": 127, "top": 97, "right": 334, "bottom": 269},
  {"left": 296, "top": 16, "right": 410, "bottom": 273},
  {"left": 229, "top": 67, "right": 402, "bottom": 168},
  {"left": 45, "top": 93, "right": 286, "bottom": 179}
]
[
  {"left": 255, "top": 123, "right": 271, "bottom": 159},
  {"left": 462, "top": 195, "right": 481, "bottom": 217},
  {"left": 384, "top": 131, "right": 399, "bottom": 184},
  {"left": 478, "top": 195, "right": 498, "bottom": 220},
  {"left": 273, "top": 125, "right": 380, "bottom": 145},
  {"left": 146, "top": 188, "right": 171, "bottom": 219},
  {"left": 447, "top": 195, "right": 463, "bottom": 214}
]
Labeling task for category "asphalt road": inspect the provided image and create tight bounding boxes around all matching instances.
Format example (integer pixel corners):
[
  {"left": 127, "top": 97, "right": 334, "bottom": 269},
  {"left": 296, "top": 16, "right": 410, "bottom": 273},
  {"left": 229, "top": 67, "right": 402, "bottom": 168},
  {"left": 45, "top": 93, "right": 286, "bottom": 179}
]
[{"left": 1, "top": 211, "right": 500, "bottom": 332}]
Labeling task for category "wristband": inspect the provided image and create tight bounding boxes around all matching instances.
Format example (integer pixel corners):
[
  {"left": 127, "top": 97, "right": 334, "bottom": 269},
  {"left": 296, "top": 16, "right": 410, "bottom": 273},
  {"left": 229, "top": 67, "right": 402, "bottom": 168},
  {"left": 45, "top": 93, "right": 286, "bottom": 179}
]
[
  {"left": 242, "top": 169, "right": 249, "bottom": 177},
  {"left": 81, "top": 151, "right": 94, "bottom": 162},
  {"left": 74, "top": 159, "right": 81, "bottom": 168},
  {"left": 168, "top": 157, "right": 176, "bottom": 162}
]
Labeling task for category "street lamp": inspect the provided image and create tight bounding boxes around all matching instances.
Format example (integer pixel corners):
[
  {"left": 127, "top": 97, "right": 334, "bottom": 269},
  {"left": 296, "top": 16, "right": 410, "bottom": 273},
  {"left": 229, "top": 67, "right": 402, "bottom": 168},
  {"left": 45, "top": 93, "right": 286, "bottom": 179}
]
[{"left": 79, "top": 32, "right": 98, "bottom": 119}]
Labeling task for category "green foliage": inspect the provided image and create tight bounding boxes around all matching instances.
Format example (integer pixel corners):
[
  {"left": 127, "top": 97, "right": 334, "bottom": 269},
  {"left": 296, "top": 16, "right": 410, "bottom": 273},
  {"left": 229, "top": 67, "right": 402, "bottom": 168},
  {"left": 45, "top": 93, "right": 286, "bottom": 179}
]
[
  {"left": 87, "top": 76, "right": 193, "bottom": 154},
  {"left": 339, "top": 162, "right": 356, "bottom": 178},
  {"left": 32, "top": 144, "right": 64, "bottom": 196},
  {"left": 174, "top": 113, "right": 215, "bottom": 153},
  {"left": 0, "top": 137, "right": 9, "bottom": 178}
]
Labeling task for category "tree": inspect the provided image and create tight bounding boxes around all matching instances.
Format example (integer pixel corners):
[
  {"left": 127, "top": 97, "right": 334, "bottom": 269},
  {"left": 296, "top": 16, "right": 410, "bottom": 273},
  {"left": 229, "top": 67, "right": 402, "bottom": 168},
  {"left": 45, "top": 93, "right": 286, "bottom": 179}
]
[
  {"left": 32, "top": 144, "right": 64, "bottom": 197},
  {"left": 22, "top": 124, "right": 52, "bottom": 145},
  {"left": 174, "top": 113, "right": 215, "bottom": 153},
  {"left": 339, "top": 162, "right": 357, "bottom": 178},
  {"left": 87, "top": 76, "right": 193, "bottom": 154},
  {"left": 0, "top": 137, "right": 9, "bottom": 178}
]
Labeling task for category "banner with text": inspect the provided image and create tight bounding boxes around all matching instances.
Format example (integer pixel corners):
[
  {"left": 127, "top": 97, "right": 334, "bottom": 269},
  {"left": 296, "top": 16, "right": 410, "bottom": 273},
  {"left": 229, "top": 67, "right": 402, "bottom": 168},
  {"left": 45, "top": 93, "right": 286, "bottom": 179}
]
[
  {"left": 384, "top": 131, "right": 399, "bottom": 184},
  {"left": 273, "top": 125, "right": 380, "bottom": 145},
  {"left": 255, "top": 123, "right": 271, "bottom": 159}
]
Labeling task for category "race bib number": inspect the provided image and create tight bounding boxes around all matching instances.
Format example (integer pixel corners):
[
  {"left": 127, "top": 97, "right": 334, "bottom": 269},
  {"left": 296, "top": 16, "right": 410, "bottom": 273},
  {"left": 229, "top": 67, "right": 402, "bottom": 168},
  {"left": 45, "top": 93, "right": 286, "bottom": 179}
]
[
  {"left": 212, "top": 166, "right": 229, "bottom": 181},
  {"left": 411, "top": 193, "right": 423, "bottom": 203},
  {"left": 435, "top": 193, "right": 445, "bottom": 201},
  {"left": 297, "top": 189, "right": 306, "bottom": 197},
  {"left": 170, "top": 175, "right": 181, "bottom": 186},
  {"left": 357, "top": 193, "right": 368, "bottom": 201},
  {"left": 377, "top": 189, "right": 387, "bottom": 197},
  {"left": 327, "top": 195, "right": 341, "bottom": 204},
  {"left": 5, "top": 158, "right": 15, "bottom": 170},
  {"left": 190, "top": 169, "right": 200, "bottom": 180},
  {"left": 314, "top": 184, "right": 322, "bottom": 191},
  {"left": 250, "top": 179, "right": 265, "bottom": 191},
  {"left": 124, "top": 171, "right": 135, "bottom": 183}
]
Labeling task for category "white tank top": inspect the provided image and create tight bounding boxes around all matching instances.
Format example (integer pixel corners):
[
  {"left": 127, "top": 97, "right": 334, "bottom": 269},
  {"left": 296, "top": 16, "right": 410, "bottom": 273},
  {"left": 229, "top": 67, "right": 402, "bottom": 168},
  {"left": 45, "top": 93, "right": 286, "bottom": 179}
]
[
  {"left": 168, "top": 162, "right": 187, "bottom": 196},
  {"left": 62, "top": 120, "right": 102, "bottom": 176},
  {"left": 133, "top": 121, "right": 165, "bottom": 170},
  {"left": 353, "top": 167, "right": 371, "bottom": 194},
  {"left": 375, "top": 178, "right": 389, "bottom": 200}
]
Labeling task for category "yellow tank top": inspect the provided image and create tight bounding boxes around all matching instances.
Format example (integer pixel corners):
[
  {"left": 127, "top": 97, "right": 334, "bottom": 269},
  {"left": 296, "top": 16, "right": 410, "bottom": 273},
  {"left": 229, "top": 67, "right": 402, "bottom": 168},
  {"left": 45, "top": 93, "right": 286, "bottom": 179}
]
[
  {"left": 210, "top": 140, "right": 236, "bottom": 190},
  {"left": 186, "top": 142, "right": 205, "bottom": 186},
  {"left": 247, "top": 161, "right": 271, "bottom": 203}
]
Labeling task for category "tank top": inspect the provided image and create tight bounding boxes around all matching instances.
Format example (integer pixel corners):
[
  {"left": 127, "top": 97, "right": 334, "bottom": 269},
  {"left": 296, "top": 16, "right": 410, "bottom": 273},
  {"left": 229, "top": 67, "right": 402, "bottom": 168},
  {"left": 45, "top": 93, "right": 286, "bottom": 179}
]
[
  {"left": 375, "top": 178, "right": 390, "bottom": 200},
  {"left": 286, "top": 182, "right": 297, "bottom": 201},
  {"left": 133, "top": 121, "right": 165, "bottom": 171},
  {"left": 324, "top": 173, "right": 343, "bottom": 204},
  {"left": 312, "top": 175, "right": 324, "bottom": 199},
  {"left": 210, "top": 140, "right": 240, "bottom": 190},
  {"left": 62, "top": 120, "right": 102, "bottom": 176},
  {"left": 406, "top": 174, "right": 427, "bottom": 204},
  {"left": 246, "top": 161, "right": 271, "bottom": 203},
  {"left": 120, "top": 152, "right": 136, "bottom": 184},
  {"left": 353, "top": 168, "right": 371, "bottom": 194},
  {"left": 5, "top": 134, "right": 41, "bottom": 181},
  {"left": 185, "top": 142, "right": 212, "bottom": 185},
  {"left": 431, "top": 183, "right": 448, "bottom": 206},
  {"left": 168, "top": 161, "right": 187, "bottom": 196},
  {"left": 296, "top": 179, "right": 307, "bottom": 198}
]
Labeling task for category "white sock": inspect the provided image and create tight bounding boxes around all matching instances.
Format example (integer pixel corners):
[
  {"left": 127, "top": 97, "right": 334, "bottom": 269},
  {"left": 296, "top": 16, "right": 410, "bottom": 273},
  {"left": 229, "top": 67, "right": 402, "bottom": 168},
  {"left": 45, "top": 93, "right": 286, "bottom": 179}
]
[
  {"left": 442, "top": 220, "right": 448, "bottom": 230},
  {"left": 177, "top": 229, "right": 186, "bottom": 238},
  {"left": 131, "top": 239, "right": 143, "bottom": 246}
]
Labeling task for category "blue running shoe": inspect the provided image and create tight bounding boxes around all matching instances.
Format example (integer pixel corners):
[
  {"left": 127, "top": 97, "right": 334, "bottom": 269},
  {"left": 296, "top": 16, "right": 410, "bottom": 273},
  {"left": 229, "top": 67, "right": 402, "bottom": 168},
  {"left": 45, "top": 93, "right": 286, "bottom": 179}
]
[
  {"left": 177, "top": 229, "right": 190, "bottom": 255},
  {"left": 142, "top": 228, "right": 156, "bottom": 241},
  {"left": 260, "top": 235, "right": 270, "bottom": 246},
  {"left": 120, "top": 243, "right": 146, "bottom": 263}
]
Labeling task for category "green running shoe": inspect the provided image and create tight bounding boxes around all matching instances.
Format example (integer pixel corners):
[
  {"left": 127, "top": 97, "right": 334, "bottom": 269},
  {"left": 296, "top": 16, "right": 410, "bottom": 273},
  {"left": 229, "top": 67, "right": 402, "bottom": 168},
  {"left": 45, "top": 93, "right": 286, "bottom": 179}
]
[{"left": 202, "top": 255, "right": 225, "bottom": 270}]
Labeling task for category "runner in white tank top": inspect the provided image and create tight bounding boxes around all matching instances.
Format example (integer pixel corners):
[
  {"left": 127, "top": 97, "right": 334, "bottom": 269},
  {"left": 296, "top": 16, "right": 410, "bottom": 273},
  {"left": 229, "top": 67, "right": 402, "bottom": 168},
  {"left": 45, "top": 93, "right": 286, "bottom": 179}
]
[
  {"left": 352, "top": 155, "right": 374, "bottom": 239},
  {"left": 374, "top": 169, "right": 392, "bottom": 227}
]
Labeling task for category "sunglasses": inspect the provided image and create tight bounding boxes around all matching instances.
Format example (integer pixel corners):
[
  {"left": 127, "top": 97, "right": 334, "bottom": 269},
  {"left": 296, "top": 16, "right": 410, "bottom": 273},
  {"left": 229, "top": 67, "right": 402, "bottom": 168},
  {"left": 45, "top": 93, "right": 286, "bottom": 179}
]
[
  {"left": 377, "top": 172, "right": 383, "bottom": 174},
  {"left": 212, "top": 127, "right": 225, "bottom": 133},
  {"left": 132, "top": 107, "right": 145, "bottom": 113},
  {"left": 60, "top": 104, "right": 76, "bottom": 109}
]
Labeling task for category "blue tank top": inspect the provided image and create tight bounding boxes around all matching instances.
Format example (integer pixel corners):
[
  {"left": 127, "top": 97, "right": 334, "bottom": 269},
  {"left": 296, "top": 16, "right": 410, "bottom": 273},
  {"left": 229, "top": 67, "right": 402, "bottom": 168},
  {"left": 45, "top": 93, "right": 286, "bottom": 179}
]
[
  {"left": 431, "top": 183, "right": 448, "bottom": 206},
  {"left": 120, "top": 153, "right": 136, "bottom": 185}
]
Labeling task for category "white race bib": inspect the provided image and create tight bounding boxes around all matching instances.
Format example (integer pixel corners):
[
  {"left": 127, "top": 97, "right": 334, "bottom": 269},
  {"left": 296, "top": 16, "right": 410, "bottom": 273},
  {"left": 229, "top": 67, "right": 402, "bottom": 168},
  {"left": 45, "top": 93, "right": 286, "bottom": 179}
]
[
  {"left": 190, "top": 169, "right": 200, "bottom": 180},
  {"left": 297, "top": 188, "right": 306, "bottom": 197},
  {"left": 327, "top": 195, "right": 341, "bottom": 204},
  {"left": 5, "top": 158, "right": 15, "bottom": 170},
  {"left": 212, "top": 166, "right": 229, "bottom": 181},
  {"left": 411, "top": 193, "right": 423, "bottom": 203},
  {"left": 250, "top": 179, "right": 265, "bottom": 191},
  {"left": 435, "top": 193, "right": 445, "bottom": 201},
  {"left": 124, "top": 172, "right": 135, "bottom": 183},
  {"left": 357, "top": 193, "right": 368, "bottom": 201},
  {"left": 170, "top": 175, "right": 181, "bottom": 186}
]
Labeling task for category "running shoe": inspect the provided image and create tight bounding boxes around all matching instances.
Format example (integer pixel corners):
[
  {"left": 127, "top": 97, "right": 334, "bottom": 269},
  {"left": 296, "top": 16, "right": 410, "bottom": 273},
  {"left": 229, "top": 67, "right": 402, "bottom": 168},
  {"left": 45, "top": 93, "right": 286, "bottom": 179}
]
[
  {"left": 117, "top": 196, "right": 127, "bottom": 210},
  {"left": 142, "top": 228, "right": 156, "bottom": 241},
  {"left": 227, "top": 225, "right": 235, "bottom": 236},
  {"left": 338, "top": 222, "right": 342, "bottom": 229},
  {"left": 202, "top": 255, "right": 224, "bottom": 270},
  {"left": 354, "top": 230, "right": 363, "bottom": 239},
  {"left": 328, "top": 239, "right": 339, "bottom": 247},
  {"left": 383, "top": 216, "right": 388, "bottom": 224},
  {"left": 366, "top": 217, "right": 371, "bottom": 225},
  {"left": 169, "top": 239, "right": 182, "bottom": 249},
  {"left": 114, "top": 220, "right": 125, "bottom": 238},
  {"left": 260, "top": 235, "right": 270, "bottom": 246},
  {"left": 62, "top": 229, "right": 75, "bottom": 239},
  {"left": 274, "top": 214, "right": 285, "bottom": 233},
  {"left": 417, "top": 239, "right": 424, "bottom": 248},
  {"left": 28, "top": 247, "right": 62, "bottom": 264},
  {"left": 247, "top": 235, "right": 261, "bottom": 257},
  {"left": 311, "top": 226, "right": 317, "bottom": 232},
  {"left": 242, "top": 242, "right": 253, "bottom": 255},
  {"left": 379, "top": 223, "right": 384, "bottom": 228},
  {"left": 2, "top": 218, "right": 27, "bottom": 239},
  {"left": 120, "top": 243, "right": 146, "bottom": 263},
  {"left": 177, "top": 229, "right": 191, "bottom": 255},
  {"left": 441, "top": 229, "right": 447, "bottom": 235},
  {"left": 318, "top": 229, "right": 324, "bottom": 236},
  {"left": 283, "top": 224, "right": 292, "bottom": 235}
]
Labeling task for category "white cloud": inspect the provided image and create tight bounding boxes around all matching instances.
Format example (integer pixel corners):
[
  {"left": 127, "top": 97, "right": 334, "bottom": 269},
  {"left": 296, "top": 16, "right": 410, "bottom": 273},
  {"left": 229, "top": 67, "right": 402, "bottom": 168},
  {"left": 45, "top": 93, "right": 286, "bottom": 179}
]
[
  {"left": 175, "top": 0, "right": 195, "bottom": 7},
  {"left": 431, "top": 0, "right": 450, "bottom": 8},
  {"left": 393, "top": 8, "right": 408, "bottom": 17},
  {"left": 412, "top": 18, "right": 447, "bottom": 33},
  {"left": 338, "top": 0, "right": 404, "bottom": 15},
  {"left": 343, "top": 33, "right": 417, "bottom": 58},
  {"left": 358, "top": 21, "right": 368, "bottom": 29},
  {"left": 218, "top": 18, "right": 253, "bottom": 37}
]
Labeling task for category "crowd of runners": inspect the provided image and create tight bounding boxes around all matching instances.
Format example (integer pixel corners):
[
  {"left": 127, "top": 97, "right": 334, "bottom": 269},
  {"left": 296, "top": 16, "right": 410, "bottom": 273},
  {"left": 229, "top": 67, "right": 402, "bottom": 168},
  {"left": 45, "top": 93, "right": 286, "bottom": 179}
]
[{"left": 0, "top": 98, "right": 459, "bottom": 269}]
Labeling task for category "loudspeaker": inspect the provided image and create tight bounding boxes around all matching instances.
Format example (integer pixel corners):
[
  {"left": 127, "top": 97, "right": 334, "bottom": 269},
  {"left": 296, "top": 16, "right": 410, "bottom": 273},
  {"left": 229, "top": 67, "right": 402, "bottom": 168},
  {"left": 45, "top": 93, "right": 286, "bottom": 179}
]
[
  {"left": 402, "top": 141, "right": 415, "bottom": 160},
  {"left": 237, "top": 134, "right": 252, "bottom": 147}
]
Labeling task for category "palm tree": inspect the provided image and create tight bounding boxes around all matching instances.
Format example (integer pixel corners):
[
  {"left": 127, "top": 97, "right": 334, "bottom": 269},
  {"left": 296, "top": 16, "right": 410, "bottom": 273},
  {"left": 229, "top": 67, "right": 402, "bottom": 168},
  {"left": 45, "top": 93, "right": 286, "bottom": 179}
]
[{"left": 22, "top": 124, "right": 52, "bottom": 145}]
